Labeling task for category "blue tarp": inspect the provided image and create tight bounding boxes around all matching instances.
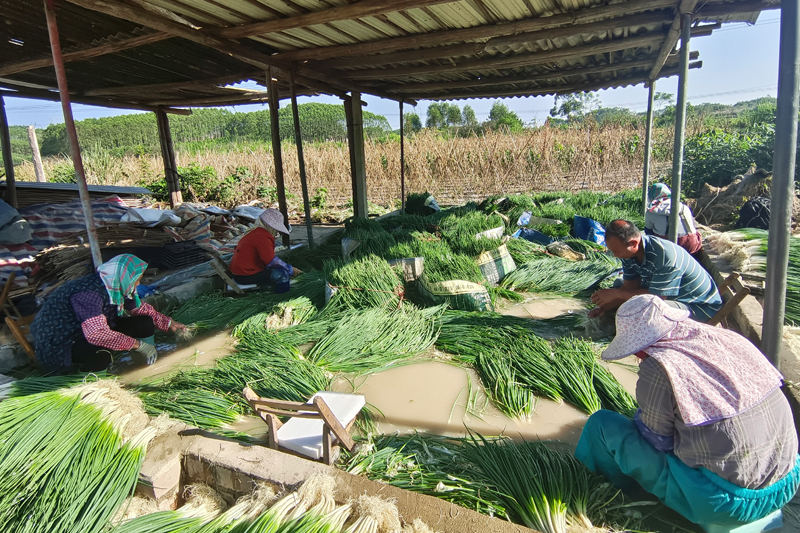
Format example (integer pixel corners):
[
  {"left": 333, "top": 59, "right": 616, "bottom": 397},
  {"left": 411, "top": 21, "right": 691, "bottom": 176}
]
[{"left": 573, "top": 216, "right": 605, "bottom": 245}]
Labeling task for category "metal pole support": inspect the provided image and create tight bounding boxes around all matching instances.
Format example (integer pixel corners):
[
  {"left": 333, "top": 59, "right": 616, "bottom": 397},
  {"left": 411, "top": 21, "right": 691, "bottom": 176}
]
[
  {"left": 668, "top": 13, "right": 692, "bottom": 243},
  {"left": 642, "top": 81, "right": 656, "bottom": 218},
  {"left": 762, "top": 0, "right": 800, "bottom": 369},
  {"left": 400, "top": 100, "right": 406, "bottom": 213},
  {"left": 43, "top": 0, "right": 103, "bottom": 268},
  {"left": 289, "top": 72, "right": 314, "bottom": 249},
  {"left": 0, "top": 96, "right": 17, "bottom": 208},
  {"left": 267, "top": 67, "right": 291, "bottom": 247}
]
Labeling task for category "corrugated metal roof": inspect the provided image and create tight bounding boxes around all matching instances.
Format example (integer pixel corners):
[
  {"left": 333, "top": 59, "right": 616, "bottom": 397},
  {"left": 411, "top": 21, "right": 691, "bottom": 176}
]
[{"left": 0, "top": 0, "right": 778, "bottom": 107}]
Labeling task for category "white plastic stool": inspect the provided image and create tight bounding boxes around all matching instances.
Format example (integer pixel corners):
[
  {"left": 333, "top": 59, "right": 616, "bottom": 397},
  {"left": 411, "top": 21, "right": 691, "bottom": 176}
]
[{"left": 702, "top": 510, "right": 782, "bottom": 533}]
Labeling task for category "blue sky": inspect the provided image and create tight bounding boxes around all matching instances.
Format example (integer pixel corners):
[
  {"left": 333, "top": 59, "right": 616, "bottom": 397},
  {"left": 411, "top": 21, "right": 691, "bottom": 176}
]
[{"left": 3, "top": 9, "right": 782, "bottom": 130}]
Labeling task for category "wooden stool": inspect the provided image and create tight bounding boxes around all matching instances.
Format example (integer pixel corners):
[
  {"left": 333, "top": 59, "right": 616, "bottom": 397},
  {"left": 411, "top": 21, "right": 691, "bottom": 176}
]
[
  {"left": 5, "top": 315, "right": 36, "bottom": 364},
  {"left": 708, "top": 272, "right": 751, "bottom": 327},
  {"left": 244, "top": 387, "right": 364, "bottom": 465},
  {"left": 0, "top": 272, "right": 23, "bottom": 320}
]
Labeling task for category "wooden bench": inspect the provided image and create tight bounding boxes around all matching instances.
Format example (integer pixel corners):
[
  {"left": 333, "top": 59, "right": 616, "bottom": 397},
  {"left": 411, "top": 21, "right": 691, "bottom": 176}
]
[{"left": 243, "top": 387, "right": 364, "bottom": 465}]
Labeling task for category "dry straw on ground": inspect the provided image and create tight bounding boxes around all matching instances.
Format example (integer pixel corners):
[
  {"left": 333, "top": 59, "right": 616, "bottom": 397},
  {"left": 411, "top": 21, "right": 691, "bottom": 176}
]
[{"left": 15, "top": 125, "right": 676, "bottom": 207}]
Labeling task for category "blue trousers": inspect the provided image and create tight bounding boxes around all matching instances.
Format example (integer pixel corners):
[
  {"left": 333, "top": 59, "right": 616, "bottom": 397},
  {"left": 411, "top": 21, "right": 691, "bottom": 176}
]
[
  {"left": 575, "top": 410, "right": 800, "bottom": 526},
  {"left": 232, "top": 267, "right": 291, "bottom": 293}
]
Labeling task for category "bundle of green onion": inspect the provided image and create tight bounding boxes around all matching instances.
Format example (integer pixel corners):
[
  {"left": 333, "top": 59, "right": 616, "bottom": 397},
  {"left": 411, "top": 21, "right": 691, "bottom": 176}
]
[
  {"left": 463, "top": 436, "right": 618, "bottom": 533},
  {"left": 500, "top": 255, "right": 619, "bottom": 294},
  {"left": 324, "top": 255, "right": 404, "bottom": 311},
  {"left": 437, "top": 312, "right": 635, "bottom": 417},
  {"left": 0, "top": 388, "right": 154, "bottom": 533},
  {"left": 308, "top": 305, "right": 444, "bottom": 375},
  {"left": 711, "top": 228, "right": 800, "bottom": 325},
  {"left": 505, "top": 237, "right": 546, "bottom": 265},
  {"left": 170, "top": 272, "right": 325, "bottom": 331},
  {"left": 341, "top": 433, "right": 508, "bottom": 519},
  {"left": 138, "top": 389, "right": 243, "bottom": 429}
]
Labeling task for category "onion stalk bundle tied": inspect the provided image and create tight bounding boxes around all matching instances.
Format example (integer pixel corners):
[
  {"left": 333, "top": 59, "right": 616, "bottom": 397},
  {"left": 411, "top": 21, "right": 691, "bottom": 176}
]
[
  {"left": 500, "top": 255, "right": 619, "bottom": 294},
  {"left": 0, "top": 389, "right": 154, "bottom": 533},
  {"left": 324, "top": 255, "right": 404, "bottom": 311},
  {"left": 437, "top": 312, "right": 635, "bottom": 417},
  {"left": 463, "top": 436, "right": 608, "bottom": 533},
  {"left": 308, "top": 305, "right": 445, "bottom": 375},
  {"left": 707, "top": 228, "right": 800, "bottom": 325},
  {"left": 171, "top": 273, "right": 325, "bottom": 331}
]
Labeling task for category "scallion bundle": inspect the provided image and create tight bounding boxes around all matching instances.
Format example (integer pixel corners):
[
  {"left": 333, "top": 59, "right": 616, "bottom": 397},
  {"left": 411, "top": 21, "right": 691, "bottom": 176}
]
[
  {"left": 308, "top": 305, "right": 444, "bottom": 375},
  {"left": 0, "top": 389, "right": 154, "bottom": 533},
  {"left": 324, "top": 255, "right": 404, "bottom": 311}
]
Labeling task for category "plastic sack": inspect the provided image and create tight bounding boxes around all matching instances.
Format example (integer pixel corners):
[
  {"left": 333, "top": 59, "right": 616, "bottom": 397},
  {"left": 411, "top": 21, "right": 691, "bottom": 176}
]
[
  {"left": 476, "top": 245, "right": 516, "bottom": 285},
  {"left": 512, "top": 227, "right": 554, "bottom": 246},
  {"left": 418, "top": 277, "right": 493, "bottom": 312},
  {"left": 573, "top": 216, "right": 606, "bottom": 245}
]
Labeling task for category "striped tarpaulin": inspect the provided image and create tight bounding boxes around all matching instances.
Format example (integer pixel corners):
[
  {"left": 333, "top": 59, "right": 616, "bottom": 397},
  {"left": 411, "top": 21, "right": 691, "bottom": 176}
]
[{"left": 1, "top": 196, "right": 129, "bottom": 286}]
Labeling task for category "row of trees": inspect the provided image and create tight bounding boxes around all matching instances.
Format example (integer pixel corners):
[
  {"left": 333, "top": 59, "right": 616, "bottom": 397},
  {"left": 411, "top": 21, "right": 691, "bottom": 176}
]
[
  {"left": 8, "top": 103, "right": 392, "bottom": 162},
  {"left": 405, "top": 101, "right": 526, "bottom": 135}
]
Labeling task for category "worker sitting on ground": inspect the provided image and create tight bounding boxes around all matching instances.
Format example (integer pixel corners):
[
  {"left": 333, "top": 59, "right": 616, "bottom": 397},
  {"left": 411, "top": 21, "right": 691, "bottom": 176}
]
[
  {"left": 229, "top": 208, "right": 302, "bottom": 292},
  {"left": 576, "top": 294, "right": 800, "bottom": 528},
  {"left": 589, "top": 219, "right": 722, "bottom": 322},
  {"left": 645, "top": 183, "right": 702, "bottom": 254},
  {"left": 31, "top": 254, "right": 186, "bottom": 373}
]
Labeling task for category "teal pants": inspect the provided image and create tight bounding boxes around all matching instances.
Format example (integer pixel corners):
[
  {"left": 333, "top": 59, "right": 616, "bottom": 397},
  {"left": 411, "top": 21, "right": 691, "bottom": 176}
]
[{"left": 575, "top": 410, "right": 800, "bottom": 526}]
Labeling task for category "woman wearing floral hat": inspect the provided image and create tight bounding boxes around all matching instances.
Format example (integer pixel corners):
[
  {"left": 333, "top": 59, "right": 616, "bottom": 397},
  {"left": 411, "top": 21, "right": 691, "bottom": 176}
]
[
  {"left": 230, "top": 208, "right": 302, "bottom": 293},
  {"left": 576, "top": 294, "right": 800, "bottom": 528}
]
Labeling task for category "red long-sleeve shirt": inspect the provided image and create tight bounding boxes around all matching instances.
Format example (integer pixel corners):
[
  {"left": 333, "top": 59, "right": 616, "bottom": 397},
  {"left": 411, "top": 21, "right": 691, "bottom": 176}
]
[{"left": 229, "top": 228, "right": 276, "bottom": 276}]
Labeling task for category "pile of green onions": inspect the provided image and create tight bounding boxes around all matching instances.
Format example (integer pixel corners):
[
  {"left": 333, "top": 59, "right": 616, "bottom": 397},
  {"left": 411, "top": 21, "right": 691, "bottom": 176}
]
[{"left": 0, "top": 389, "right": 154, "bottom": 533}]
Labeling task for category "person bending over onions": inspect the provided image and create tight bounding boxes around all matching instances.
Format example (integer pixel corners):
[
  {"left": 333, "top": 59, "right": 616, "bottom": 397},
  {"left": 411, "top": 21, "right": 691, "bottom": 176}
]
[
  {"left": 229, "top": 208, "right": 302, "bottom": 292},
  {"left": 31, "top": 254, "right": 185, "bottom": 373},
  {"left": 576, "top": 294, "right": 800, "bottom": 528}
]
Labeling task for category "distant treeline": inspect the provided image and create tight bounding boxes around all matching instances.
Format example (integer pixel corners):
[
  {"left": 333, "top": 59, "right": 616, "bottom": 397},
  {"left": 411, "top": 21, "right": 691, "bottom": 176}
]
[{"left": 2, "top": 103, "right": 392, "bottom": 166}]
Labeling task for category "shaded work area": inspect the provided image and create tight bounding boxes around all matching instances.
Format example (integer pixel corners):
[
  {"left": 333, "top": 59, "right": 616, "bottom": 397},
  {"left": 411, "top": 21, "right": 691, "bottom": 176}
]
[{"left": 1, "top": 2, "right": 800, "bottom": 533}]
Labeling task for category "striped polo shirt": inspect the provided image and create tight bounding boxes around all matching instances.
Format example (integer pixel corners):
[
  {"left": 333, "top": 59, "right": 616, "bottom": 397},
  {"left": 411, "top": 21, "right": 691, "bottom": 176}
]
[{"left": 621, "top": 235, "right": 722, "bottom": 321}]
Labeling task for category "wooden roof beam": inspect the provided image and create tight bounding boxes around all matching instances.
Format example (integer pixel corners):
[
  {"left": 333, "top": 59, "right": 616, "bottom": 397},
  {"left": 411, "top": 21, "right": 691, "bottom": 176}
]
[
  {"left": 648, "top": 0, "right": 698, "bottom": 80},
  {"left": 212, "top": 0, "right": 459, "bottom": 39},
  {"left": 0, "top": 30, "right": 170, "bottom": 77},
  {"left": 83, "top": 71, "right": 262, "bottom": 96},
  {"left": 417, "top": 61, "right": 701, "bottom": 101},
  {"left": 343, "top": 33, "right": 666, "bottom": 80},
  {"left": 276, "top": 0, "right": 679, "bottom": 62},
  {"left": 385, "top": 51, "right": 699, "bottom": 93},
  {"left": 63, "top": 0, "right": 411, "bottom": 104},
  {"left": 0, "top": 88, "right": 191, "bottom": 115},
  {"left": 315, "top": 10, "right": 672, "bottom": 69}
]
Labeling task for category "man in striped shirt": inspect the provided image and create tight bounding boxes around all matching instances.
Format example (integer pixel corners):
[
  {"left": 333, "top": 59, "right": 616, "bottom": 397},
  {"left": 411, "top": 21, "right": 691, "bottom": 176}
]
[{"left": 589, "top": 220, "right": 722, "bottom": 322}]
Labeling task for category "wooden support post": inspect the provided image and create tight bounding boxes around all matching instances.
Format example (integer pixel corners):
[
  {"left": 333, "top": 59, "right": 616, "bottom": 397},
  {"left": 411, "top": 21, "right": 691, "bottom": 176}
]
[
  {"left": 344, "top": 96, "right": 359, "bottom": 217},
  {"left": 155, "top": 109, "right": 182, "bottom": 208},
  {"left": 27, "top": 126, "right": 45, "bottom": 183},
  {"left": 267, "top": 67, "right": 290, "bottom": 247},
  {"left": 0, "top": 95, "right": 17, "bottom": 208},
  {"left": 44, "top": 0, "right": 102, "bottom": 268},
  {"left": 289, "top": 73, "right": 314, "bottom": 249},
  {"left": 400, "top": 100, "right": 406, "bottom": 213},
  {"left": 348, "top": 92, "right": 368, "bottom": 219}
]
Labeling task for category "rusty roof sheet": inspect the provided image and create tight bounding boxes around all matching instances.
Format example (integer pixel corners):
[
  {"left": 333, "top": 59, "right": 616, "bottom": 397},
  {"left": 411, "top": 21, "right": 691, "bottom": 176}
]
[{"left": 0, "top": 0, "right": 777, "bottom": 107}]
